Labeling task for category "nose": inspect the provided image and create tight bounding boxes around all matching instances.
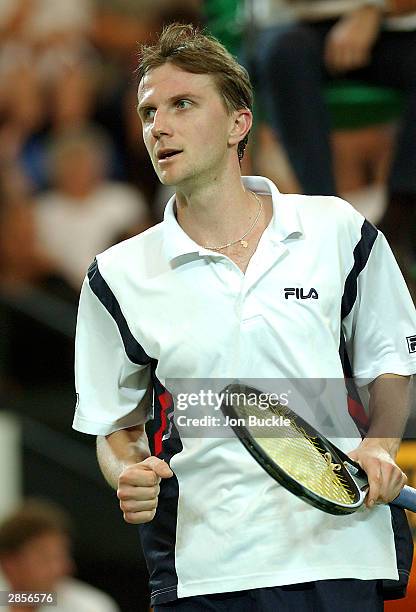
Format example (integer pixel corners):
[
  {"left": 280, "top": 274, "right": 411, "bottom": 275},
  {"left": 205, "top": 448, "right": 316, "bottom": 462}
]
[{"left": 151, "top": 109, "right": 171, "bottom": 140}]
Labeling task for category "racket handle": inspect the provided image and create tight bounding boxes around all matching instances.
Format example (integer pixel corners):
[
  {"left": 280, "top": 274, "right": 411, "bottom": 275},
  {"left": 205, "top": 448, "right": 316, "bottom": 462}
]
[
  {"left": 334, "top": 445, "right": 416, "bottom": 512},
  {"left": 393, "top": 485, "right": 416, "bottom": 512}
]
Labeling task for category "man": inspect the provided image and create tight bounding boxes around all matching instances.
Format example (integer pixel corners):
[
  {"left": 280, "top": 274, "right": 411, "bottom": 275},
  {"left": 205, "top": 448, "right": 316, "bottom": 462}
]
[
  {"left": 0, "top": 499, "right": 119, "bottom": 612},
  {"left": 73, "top": 23, "right": 416, "bottom": 611}
]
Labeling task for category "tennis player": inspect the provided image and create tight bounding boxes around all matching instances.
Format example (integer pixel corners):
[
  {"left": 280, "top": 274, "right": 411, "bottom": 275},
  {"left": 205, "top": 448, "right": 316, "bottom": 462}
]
[{"left": 73, "top": 24, "right": 416, "bottom": 611}]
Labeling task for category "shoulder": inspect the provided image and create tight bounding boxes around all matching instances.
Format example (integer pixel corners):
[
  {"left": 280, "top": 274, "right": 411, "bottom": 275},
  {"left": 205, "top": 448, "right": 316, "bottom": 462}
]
[
  {"left": 98, "top": 220, "right": 164, "bottom": 260},
  {"left": 283, "top": 193, "right": 372, "bottom": 241},
  {"left": 286, "top": 193, "right": 362, "bottom": 220}
]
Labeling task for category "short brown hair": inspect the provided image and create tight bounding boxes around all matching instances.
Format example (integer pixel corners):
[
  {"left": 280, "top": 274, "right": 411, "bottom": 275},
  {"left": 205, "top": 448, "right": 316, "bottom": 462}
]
[
  {"left": 137, "top": 23, "right": 253, "bottom": 161},
  {"left": 0, "top": 500, "right": 71, "bottom": 556}
]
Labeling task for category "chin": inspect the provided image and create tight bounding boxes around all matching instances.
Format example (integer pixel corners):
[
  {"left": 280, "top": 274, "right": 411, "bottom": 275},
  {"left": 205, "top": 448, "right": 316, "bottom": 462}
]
[{"left": 158, "top": 171, "right": 189, "bottom": 188}]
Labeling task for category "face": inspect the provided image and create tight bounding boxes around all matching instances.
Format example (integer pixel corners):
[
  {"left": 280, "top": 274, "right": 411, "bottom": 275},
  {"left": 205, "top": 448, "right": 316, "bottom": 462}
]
[
  {"left": 137, "top": 63, "right": 245, "bottom": 189},
  {"left": 2, "top": 532, "right": 74, "bottom": 591}
]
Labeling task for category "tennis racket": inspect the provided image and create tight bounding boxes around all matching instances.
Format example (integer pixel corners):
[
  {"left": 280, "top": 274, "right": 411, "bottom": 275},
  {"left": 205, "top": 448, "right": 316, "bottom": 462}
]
[{"left": 220, "top": 383, "right": 416, "bottom": 516}]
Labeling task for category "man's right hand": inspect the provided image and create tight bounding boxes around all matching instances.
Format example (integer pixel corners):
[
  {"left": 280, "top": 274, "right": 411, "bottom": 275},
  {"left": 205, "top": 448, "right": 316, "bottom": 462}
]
[{"left": 117, "top": 456, "right": 173, "bottom": 524}]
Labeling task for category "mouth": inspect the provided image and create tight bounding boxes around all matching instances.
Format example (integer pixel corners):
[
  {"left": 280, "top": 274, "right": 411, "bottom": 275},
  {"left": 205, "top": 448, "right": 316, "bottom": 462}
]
[{"left": 156, "top": 149, "right": 183, "bottom": 164}]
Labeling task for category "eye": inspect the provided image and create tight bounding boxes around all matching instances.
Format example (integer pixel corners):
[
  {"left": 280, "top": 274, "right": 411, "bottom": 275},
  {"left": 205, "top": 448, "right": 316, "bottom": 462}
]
[
  {"left": 142, "top": 108, "right": 155, "bottom": 122},
  {"left": 176, "top": 99, "right": 192, "bottom": 110}
]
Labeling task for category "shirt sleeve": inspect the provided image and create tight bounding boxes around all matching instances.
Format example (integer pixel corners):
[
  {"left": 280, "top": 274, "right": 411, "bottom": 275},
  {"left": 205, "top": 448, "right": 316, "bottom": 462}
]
[
  {"left": 73, "top": 274, "right": 152, "bottom": 435},
  {"left": 342, "top": 228, "right": 416, "bottom": 385}
]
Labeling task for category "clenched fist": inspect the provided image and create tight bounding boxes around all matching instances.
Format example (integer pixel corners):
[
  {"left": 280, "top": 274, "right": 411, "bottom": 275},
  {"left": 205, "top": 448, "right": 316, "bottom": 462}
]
[{"left": 117, "top": 456, "right": 173, "bottom": 524}]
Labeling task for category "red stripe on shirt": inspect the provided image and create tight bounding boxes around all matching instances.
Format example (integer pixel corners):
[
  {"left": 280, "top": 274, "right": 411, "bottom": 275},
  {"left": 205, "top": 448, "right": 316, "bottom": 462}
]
[
  {"left": 347, "top": 395, "right": 369, "bottom": 430},
  {"left": 154, "top": 391, "right": 173, "bottom": 456}
]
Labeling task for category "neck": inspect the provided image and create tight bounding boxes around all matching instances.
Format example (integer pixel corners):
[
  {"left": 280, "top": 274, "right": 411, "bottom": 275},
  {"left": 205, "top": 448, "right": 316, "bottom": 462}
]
[{"left": 174, "top": 164, "right": 257, "bottom": 248}]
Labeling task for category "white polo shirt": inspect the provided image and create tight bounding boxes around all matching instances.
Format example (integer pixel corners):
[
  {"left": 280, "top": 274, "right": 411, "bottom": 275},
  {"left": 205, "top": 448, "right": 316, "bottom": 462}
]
[{"left": 73, "top": 176, "right": 416, "bottom": 606}]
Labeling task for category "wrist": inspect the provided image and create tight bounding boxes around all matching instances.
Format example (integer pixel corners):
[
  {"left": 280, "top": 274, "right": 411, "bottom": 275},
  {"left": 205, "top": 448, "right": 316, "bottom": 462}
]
[{"left": 360, "top": 436, "right": 401, "bottom": 459}]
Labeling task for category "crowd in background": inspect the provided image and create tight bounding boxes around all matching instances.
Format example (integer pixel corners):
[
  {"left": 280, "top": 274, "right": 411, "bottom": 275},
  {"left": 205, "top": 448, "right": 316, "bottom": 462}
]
[{"left": 0, "top": 0, "right": 202, "bottom": 300}]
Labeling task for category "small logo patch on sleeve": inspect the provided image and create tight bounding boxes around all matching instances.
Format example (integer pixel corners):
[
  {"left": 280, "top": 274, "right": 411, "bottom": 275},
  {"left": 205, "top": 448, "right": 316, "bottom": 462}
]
[{"left": 406, "top": 335, "right": 416, "bottom": 354}]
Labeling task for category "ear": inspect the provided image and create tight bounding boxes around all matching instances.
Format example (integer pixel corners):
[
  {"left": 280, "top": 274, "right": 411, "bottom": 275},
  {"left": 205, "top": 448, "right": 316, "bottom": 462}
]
[{"left": 228, "top": 109, "right": 252, "bottom": 149}]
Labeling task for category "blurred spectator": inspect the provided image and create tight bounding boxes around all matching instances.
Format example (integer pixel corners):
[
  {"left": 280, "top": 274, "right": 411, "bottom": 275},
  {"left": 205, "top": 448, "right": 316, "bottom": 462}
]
[
  {"left": 0, "top": 0, "right": 97, "bottom": 131},
  {"left": 92, "top": 0, "right": 201, "bottom": 54},
  {"left": 0, "top": 0, "right": 100, "bottom": 194},
  {"left": 34, "top": 126, "right": 152, "bottom": 291},
  {"left": 203, "top": 1, "right": 299, "bottom": 191},
  {"left": 252, "top": 0, "right": 416, "bottom": 277},
  {"left": 0, "top": 499, "right": 120, "bottom": 611},
  {"left": 0, "top": 161, "right": 77, "bottom": 388},
  {"left": 0, "top": 164, "right": 56, "bottom": 290},
  {"left": 93, "top": 0, "right": 161, "bottom": 60},
  {"left": 92, "top": 1, "right": 203, "bottom": 209},
  {"left": 254, "top": 1, "right": 416, "bottom": 190},
  {"left": 206, "top": 0, "right": 244, "bottom": 49}
]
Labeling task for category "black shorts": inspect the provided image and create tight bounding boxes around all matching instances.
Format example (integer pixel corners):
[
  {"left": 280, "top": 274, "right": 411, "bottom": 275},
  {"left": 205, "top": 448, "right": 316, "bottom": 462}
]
[{"left": 154, "top": 579, "right": 383, "bottom": 612}]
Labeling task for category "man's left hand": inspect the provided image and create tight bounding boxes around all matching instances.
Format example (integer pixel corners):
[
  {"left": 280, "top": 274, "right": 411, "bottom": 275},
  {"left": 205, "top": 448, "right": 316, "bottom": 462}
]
[{"left": 348, "top": 438, "right": 407, "bottom": 508}]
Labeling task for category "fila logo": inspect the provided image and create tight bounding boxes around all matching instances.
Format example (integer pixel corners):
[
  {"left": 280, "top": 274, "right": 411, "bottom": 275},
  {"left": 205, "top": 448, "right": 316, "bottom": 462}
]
[
  {"left": 284, "top": 287, "right": 319, "bottom": 300},
  {"left": 407, "top": 335, "right": 416, "bottom": 354}
]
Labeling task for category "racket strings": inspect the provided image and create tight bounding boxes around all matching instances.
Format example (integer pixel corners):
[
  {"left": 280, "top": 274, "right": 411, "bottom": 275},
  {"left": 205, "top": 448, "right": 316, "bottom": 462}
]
[{"left": 232, "top": 400, "right": 357, "bottom": 505}]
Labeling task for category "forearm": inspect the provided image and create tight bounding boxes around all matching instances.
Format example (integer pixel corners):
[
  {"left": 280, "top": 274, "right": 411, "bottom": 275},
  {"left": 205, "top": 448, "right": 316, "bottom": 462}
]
[
  {"left": 347, "top": 374, "right": 411, "bottom": 505},
  {"left": 365, "top": 373, "right": 412, "bottom": 458},
  {"left": 97, "top": 425, "right": 151, "bottom": 489}
]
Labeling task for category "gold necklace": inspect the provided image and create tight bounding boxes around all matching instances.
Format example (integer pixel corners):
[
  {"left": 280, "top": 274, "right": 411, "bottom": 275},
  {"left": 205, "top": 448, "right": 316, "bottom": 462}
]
[{"left": 204, "top": 191, "right": 263, "bottom": 251}]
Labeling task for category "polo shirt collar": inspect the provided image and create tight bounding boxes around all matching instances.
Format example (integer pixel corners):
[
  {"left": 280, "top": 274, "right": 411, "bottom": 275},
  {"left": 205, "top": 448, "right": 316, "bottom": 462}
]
[
  {"left": 162, "top": 175, "right": 303, "bottom": 261},
  {"left": 243, "top": 175, "right": 303, "bottom": 243}
]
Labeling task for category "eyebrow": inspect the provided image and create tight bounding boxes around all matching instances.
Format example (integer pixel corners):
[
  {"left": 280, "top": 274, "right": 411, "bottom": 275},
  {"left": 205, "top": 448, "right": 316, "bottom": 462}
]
[{"left": 137, "top": 92, "right": 203, "bottom": 115}]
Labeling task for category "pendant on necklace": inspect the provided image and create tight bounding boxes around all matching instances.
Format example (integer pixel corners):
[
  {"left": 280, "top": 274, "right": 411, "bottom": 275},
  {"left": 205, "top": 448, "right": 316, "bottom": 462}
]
[{"left": 240, "top": 240, "right": 248, "bottom": 248}]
